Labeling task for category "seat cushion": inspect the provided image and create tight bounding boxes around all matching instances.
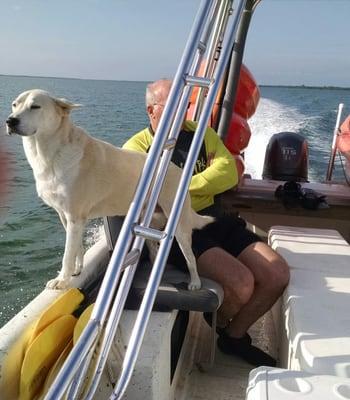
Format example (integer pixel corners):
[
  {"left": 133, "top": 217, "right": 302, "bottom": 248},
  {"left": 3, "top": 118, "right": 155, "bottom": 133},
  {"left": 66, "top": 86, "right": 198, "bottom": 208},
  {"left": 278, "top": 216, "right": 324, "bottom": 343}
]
[
  {"left": 104, "top": 216, "right": 224, "bottom": 312},
  {"left": 269, "top": 226, "right": 350, "bottom": 377},
  {"left": 127, "top": 262, "right": 224, "bottom": 312}
]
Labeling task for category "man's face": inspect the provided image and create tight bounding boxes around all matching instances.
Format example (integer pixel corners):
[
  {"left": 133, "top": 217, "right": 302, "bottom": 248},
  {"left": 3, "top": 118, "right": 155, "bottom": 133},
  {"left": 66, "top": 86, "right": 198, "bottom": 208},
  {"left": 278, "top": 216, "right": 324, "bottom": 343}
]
[
  {"left": 148, "top": 103, "right": 165, "bottom": 132},
  {"left": 147, "top": 85, "right": 170, "bottom": 132}
]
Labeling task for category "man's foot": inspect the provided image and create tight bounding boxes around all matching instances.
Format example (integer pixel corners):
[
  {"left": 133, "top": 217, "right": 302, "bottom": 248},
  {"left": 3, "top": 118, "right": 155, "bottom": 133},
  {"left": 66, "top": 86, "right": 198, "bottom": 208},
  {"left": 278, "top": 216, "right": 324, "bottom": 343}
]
[
  {"left": 203, "top": 312, "right": 226, "bottom": 335},
  {"left": 217, "top": 332, "right": 276, "bottom": 367}
]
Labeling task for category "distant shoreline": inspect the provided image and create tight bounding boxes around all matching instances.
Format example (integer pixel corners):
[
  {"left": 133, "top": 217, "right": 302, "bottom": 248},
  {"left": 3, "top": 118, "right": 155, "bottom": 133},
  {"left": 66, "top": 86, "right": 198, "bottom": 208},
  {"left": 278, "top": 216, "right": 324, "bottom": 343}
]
[
  {"left": 0, "top": 74, "right": 147, "bottom": 84},
  {"left": 260, "top": 84, "right": 350, "bottom": 91},
  {"left": 0, "top": 73, "right": 349, "bottom": 90}
]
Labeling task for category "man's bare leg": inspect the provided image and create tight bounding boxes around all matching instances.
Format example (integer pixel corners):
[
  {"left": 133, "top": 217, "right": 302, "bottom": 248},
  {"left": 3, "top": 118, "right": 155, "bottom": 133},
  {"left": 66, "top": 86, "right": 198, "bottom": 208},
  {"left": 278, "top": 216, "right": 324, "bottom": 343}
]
[
  {"left": 196, "top": 246, "right": 254, "bottom": 327},
  {"left": 225, "top": 241, "right": 290, "bottom": 338},
  {"left": 197, "top": 242, "right": 289, "bottom": 366}
]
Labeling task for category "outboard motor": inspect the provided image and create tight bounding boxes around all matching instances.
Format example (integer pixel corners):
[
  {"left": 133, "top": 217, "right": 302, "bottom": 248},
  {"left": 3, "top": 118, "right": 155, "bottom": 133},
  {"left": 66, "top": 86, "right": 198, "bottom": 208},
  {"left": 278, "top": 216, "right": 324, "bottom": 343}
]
[{"left": 262, "top": 132, "right": 309, "bottom": 182}]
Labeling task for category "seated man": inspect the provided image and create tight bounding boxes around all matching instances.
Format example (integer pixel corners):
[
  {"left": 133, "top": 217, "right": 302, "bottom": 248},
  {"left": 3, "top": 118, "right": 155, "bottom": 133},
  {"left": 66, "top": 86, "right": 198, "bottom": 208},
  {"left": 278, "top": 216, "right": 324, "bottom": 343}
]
[{"left": 123, "top": 79, "right": 290, "bottom": 367}]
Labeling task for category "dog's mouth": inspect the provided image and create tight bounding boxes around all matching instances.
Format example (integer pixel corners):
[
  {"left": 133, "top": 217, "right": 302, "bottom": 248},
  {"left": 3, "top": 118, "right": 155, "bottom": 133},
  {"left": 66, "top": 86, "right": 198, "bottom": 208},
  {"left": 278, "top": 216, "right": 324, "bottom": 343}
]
[
  {"left": 6, "top": 127, "right": 16, "bottom": 136},
  {"left": 6, "top": 126, "right": 37, "bottom": 136}
]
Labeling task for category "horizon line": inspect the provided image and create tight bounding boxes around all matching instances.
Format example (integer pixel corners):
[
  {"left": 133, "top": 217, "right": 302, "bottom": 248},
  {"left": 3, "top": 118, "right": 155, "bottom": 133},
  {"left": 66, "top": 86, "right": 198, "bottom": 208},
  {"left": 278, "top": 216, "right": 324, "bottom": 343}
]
[{"left": 0, "top": 73, "right": 349, "bottom": 90}]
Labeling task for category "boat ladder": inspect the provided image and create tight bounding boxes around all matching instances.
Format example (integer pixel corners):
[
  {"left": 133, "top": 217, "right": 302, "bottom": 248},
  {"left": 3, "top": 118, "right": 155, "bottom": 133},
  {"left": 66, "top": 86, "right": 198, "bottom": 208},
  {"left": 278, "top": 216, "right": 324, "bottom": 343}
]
[{"left": 44, "top": 0, "right": 247, "bottom": 398}]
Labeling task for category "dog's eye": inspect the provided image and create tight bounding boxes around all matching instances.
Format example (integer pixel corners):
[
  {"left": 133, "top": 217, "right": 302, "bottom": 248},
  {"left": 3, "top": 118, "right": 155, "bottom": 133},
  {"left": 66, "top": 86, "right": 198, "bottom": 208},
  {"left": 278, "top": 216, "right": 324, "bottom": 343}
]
[
  {"left": 12, "top": 103, "right": 17, "bottom": 108},
  {"left": 30, "top": 105, "right": 41, "bottom": 110}
]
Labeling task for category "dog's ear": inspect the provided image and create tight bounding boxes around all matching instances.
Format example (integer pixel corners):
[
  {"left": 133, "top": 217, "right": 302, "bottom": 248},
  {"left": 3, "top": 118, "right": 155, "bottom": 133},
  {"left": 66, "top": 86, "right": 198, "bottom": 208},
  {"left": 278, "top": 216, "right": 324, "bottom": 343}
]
[{"left": 54, "top": 97, "right": 82, "bottom": 116}]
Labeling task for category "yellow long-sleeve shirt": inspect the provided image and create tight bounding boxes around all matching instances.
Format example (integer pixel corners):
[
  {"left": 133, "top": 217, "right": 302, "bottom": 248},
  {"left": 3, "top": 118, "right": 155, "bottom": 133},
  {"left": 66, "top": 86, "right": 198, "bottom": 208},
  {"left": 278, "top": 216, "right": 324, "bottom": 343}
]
[{"left": 123, "top": 120, "right": 238, "bottom": 212}]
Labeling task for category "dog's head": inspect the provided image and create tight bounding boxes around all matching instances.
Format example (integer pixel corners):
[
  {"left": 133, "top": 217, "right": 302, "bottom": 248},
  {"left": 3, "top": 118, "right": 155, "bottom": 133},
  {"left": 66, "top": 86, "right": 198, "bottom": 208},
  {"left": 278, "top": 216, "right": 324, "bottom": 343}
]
[{"left": 6, "top": 89, "right": 81, "bottom": 137}]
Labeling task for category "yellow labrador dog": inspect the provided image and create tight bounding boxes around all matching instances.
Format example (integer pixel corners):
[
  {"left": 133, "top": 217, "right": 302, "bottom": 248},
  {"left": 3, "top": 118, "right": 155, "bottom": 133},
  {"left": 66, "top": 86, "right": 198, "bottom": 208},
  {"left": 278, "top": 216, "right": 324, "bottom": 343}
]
[{"left": 6, "top": 89, "right": 213, "bottom": 290}]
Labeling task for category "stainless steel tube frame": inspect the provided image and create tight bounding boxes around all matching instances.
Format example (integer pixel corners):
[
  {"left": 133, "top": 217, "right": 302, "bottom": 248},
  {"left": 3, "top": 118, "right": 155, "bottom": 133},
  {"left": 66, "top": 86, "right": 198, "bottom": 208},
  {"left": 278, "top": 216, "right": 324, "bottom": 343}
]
[{"left": 111, "top": 1, "right": 246, "bottom": 399}]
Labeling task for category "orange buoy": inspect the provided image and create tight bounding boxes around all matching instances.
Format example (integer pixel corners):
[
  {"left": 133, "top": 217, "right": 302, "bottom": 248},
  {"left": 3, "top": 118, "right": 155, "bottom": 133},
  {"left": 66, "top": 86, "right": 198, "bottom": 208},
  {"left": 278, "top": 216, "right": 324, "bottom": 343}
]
[
  {"left": 187, "top": 63, "right": 259, "bottom": 125},
  {"left": 224, "top": 112, "right": 251, "bottom": 155},
  {"left": 233, "top": 154, "right": 245, "bottom": 178},
  {"left": 234, "top": 64, "right": 260, "bottom": 120},
  {"left": 186, "top": 62, "right": 258, "bottom": 181},
  {"left": 186, "top": 61, "right": 222, "bottom": 126}
]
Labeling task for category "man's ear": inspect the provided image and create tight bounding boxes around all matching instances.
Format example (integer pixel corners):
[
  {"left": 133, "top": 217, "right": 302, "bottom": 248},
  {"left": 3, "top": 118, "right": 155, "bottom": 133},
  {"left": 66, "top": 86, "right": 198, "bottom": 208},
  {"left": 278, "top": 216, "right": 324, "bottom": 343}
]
[
  {"left": 54, "top": 97, "right": 82, "bottom": 116},
  {"left": 147, "top": 105, "right": 153, "bottom": 116}
]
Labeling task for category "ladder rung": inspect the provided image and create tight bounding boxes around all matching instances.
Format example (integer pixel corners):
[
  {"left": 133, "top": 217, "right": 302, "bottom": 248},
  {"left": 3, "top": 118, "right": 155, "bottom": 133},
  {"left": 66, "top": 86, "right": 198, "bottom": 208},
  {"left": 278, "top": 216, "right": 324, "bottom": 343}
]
[
  {"left": 123, "top": 249, "right": 140, "bottom": 268},
  {"left": 164, "top": 138, "right": 177, "bottom": 150},
  {"left": 133, "top": 225, "right": 166, "bottom": 241},
  {"left": 185, "top": 75, "right": 212, "bottom": 88},
  {"left": 198, "top": 41, "right": 206, "bottom": 53}
]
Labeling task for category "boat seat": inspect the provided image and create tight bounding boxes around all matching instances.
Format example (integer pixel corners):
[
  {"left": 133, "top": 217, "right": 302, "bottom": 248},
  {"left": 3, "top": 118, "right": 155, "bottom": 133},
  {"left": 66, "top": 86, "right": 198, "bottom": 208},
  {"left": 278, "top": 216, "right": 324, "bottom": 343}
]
[
  {"left": 103, "top": 216, "right": 224, "bottom": 313},
  {"left": 269, "top": 225, "right": 350, "bottom": 378},
  {"left": 104, "top": 215, "right": 224, "bottom": 371},
  {"left": 246, "top": 366, "right": 350, "bottom": 400}
]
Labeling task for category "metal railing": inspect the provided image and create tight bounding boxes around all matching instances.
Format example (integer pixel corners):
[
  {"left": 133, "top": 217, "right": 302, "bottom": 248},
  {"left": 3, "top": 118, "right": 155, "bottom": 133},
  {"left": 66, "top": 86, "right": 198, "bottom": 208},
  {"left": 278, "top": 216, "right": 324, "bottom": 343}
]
[
  {"left": 44, "top": 0, "right": 247, "bottom": 398},
  {"left": 326, "top": 103, "right": 344, "bottom": 182}
]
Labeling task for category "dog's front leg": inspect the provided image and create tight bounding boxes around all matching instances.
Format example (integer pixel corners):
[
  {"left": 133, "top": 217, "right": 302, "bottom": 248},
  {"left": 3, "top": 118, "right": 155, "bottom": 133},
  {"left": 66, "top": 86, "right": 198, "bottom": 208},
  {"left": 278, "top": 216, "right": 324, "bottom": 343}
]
[
  {"left": 57, "top": 211, "right": 84, "bottom": 276},
  {"left": 75, "top": 243, "right": 85, "bottom": 276},
  {"left": 46, "top": 219, "right": 85, "bottom": 290},
  {"left": 175, "top": 229, "right": 201, "bottom": 291},
  {"left": 157, "top": 199, "right": 201, "bottom": 290},
  {"left": 57, "top": 210, "right": 67, "bottom": 231}
]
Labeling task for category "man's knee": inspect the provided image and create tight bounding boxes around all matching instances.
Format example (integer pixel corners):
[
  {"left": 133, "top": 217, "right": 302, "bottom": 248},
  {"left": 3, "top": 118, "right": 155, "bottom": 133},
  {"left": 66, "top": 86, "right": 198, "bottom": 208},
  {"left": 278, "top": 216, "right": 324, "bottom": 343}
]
[
  {"left": 262, "top": 256, "right": 290, "bottom": 293},
  {"left": 277, "top": 257, "right": 290, "bottom": 285},
  {"left": 239, "top": 242, "right": 290, "bottom": 292},
  {"left": 197, "top": 246, "right": 254, "bottom": 308}
]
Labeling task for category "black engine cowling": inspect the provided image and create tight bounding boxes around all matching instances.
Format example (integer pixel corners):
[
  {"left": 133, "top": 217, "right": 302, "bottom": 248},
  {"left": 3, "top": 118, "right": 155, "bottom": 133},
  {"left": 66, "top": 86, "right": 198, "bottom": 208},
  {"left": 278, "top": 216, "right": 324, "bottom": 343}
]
[{"left": 262, "top": 132, "right": 309, "bottom": 182}]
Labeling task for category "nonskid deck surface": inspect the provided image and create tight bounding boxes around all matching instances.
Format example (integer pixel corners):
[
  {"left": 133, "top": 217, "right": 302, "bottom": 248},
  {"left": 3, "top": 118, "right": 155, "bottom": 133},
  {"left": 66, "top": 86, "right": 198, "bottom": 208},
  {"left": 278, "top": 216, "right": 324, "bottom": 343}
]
[{"left": 175, "top": 310, "right": 277, "bottom": 400}]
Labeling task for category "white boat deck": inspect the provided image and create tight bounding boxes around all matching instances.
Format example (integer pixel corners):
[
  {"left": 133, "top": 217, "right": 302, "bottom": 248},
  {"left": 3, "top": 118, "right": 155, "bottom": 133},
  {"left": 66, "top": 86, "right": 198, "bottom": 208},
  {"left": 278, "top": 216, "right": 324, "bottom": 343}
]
[
  {"left": 2, "top": 225, "right": 350, "bottom": 399},
  {"left": 174, "top": 311, "right": 278, "bottom": 400}
]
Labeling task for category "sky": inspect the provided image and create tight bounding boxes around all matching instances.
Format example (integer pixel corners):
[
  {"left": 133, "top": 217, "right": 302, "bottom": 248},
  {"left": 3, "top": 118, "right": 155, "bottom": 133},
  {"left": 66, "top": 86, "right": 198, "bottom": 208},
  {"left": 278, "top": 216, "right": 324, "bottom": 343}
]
[{"left": 0, "top": 0, "right": 349, "bottom": 87}]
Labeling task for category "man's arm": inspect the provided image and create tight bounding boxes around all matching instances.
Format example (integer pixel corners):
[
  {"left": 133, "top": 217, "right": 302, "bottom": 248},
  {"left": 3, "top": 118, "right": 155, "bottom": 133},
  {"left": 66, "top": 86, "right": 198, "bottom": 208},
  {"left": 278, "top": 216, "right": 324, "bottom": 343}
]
[
  {"left": 189, "top": 127, "right": 238, "bottom": 197},
  {"left": 123, "top": 125, "right": 238, "bottom": 197}
]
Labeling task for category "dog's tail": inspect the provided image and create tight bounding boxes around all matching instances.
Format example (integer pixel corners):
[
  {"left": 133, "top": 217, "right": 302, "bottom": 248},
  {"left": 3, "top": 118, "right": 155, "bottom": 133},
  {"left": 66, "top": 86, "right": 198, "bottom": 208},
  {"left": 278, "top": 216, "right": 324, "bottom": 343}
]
[{"left": 191, "top": 210, "right": 215, "bottom": 230}]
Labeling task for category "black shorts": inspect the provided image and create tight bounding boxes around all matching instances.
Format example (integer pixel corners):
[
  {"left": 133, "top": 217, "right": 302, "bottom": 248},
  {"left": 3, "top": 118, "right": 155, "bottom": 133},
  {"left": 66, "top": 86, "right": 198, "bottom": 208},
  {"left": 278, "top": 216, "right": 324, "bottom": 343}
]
[{"left": 167, "top": 214, "right": 262, "bottom": 271}]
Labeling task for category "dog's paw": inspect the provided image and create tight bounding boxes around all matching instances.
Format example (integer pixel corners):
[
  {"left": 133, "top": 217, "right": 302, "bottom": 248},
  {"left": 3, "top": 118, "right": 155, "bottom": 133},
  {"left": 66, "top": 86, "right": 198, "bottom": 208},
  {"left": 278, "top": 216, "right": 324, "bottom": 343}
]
[
  {"left": 188, "top": 276, "right": 201, "bottom": 291},
  {"left": 73, "top": 264, "right": 82, "bottom": 276},
  {"left": 46, "top": 277, "right": 70, "bottom": 290},
  {"left": 74, "top": 249, "right": 84, "bottom": 275}
]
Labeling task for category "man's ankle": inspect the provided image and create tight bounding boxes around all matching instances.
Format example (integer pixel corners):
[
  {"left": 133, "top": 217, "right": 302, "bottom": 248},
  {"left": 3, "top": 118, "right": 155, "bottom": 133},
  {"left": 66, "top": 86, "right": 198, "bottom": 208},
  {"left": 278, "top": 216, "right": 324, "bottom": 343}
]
[{"left": 225, "top": 327, "right": 246, "bottom": 339}]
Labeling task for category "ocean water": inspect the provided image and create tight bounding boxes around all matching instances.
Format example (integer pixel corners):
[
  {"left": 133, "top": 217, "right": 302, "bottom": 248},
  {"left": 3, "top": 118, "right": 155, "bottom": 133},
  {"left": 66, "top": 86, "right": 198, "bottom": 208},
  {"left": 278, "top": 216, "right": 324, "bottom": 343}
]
[{"left": 0, "top": 76, "right": 350, "bottom": 327}]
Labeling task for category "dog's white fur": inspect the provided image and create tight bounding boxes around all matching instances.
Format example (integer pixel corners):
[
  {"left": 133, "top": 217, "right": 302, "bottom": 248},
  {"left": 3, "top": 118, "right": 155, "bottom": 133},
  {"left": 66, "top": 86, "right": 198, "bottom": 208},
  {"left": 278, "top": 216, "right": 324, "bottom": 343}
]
[{"left": 6, "top": 89, "right": 213, "bottom": 290}]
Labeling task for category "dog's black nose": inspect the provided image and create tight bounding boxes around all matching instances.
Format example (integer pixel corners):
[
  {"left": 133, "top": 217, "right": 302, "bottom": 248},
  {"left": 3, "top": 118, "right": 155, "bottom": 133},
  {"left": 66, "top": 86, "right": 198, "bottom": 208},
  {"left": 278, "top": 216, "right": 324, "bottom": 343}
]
[{"left": 6, "top": 117, "right": 20, "bottom": 128}]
